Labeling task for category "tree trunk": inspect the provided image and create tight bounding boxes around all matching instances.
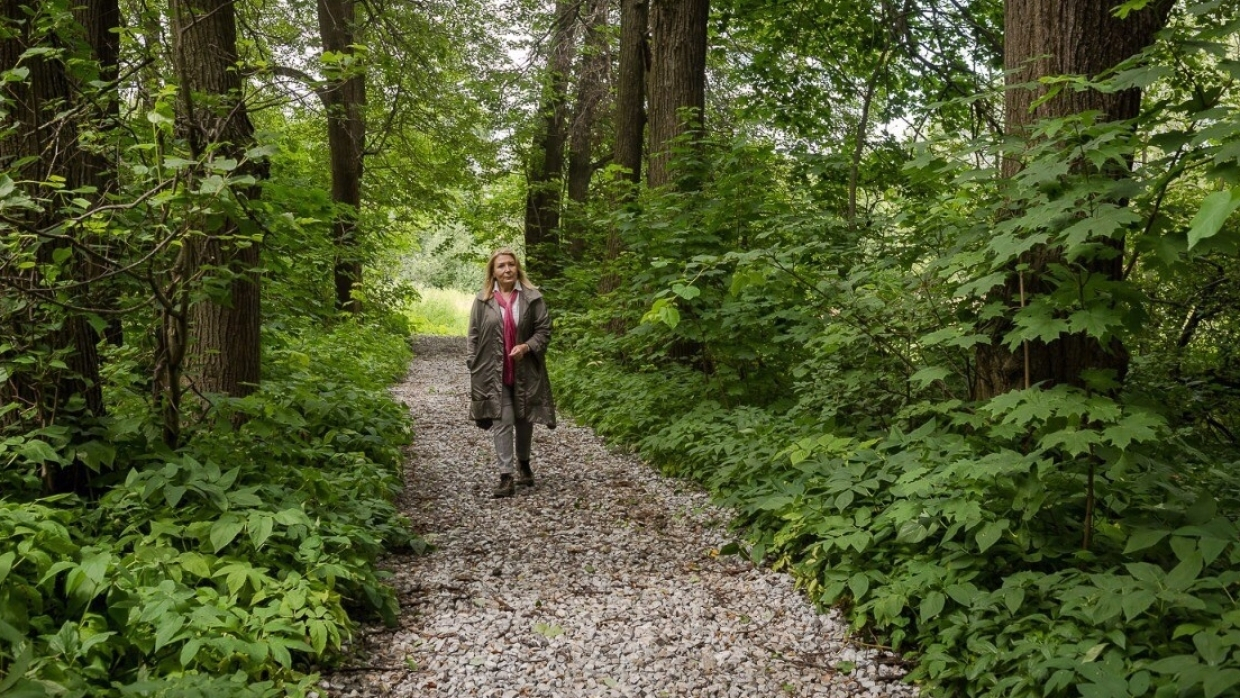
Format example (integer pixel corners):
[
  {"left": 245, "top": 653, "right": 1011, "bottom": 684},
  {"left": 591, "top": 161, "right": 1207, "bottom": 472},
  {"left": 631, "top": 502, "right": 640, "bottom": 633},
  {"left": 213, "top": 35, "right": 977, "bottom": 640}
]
[
  {"left": 319, "top": 0, "right": 366, "bottom": 313},
  {"left": 972, "top": 0, "right": 1172, "bottom": 399},
  {"left": 170, "top": 0, "right": 263, "bottom": 400},
  {"left": 646, "top": 0, "right": 708, "bottom": 190},
  {"left": 523, "top": 0, "right": 578, "bottom": 278},
  {"left": 565, "top": 0, "right": 610, "bottom": 259},
  {"left": 0, "top": 1, "right": 107, "bottom": 493},
  {"left": 601, "top": 0, "right": 648, "bottom": 299},
  {"left": 613, "top": 0, "right": 647, "bottom": 189}
]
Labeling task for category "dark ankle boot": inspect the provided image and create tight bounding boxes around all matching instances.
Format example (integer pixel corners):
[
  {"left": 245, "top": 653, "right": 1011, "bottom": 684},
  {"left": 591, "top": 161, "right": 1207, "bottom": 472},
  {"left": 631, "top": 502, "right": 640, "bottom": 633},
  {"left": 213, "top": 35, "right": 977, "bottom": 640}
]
[
  {"left": 516, "top": 460, "right": 534, "bottom": 487},
  {"left": 492, "top": 473, "right": 514, "bottom": 498}
]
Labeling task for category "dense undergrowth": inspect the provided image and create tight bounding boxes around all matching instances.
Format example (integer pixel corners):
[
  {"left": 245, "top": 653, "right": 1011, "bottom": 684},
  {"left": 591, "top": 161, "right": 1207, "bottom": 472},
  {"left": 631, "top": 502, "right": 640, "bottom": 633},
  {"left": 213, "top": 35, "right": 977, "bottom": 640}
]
[
  {"left": 0, "top": 316, "right": 418, "bottom": 696},
  {"left": 549, "top": 10, "right": 1240, "bottom": 697}
]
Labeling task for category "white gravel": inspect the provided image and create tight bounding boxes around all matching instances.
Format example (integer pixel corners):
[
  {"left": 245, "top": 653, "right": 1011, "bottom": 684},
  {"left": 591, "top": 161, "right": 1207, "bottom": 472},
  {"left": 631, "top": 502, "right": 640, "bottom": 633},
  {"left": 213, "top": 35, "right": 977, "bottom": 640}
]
[{"left": 318, "top": 335, "right": 916, "bottom": 697}]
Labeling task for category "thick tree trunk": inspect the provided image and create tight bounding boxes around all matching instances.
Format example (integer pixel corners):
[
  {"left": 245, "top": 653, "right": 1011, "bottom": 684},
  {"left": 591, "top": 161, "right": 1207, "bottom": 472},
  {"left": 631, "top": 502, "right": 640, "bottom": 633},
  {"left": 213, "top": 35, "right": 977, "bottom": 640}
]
[
  {"left": 972, "top": 0, "right": 1172, "bottom": 400},
  {"left": 600, "top": 0, "right": 648, "bottom": 299},
  {"left": 565, "top": 0, "right": 610, "bottom": 259},
  {"left": 319, "top": 0, "right": 366, "bottom": 313},
  {"left": 171, "top": 0, "right": 263, "bottom": 400},
  {"left": 567, "top": 0, "right": 609, "bottom": 205},
  {"left": 0, "top": 2, "right": 108, "bottom": 493},
  {"left": 646, "top": 0, "right": 708, "bottom": 190},
  {"left": 524, "top": 0, "right": 578, "bottom": 277},
  {"left": 613, "top": 0, "right": 647, "bottom": 189}
]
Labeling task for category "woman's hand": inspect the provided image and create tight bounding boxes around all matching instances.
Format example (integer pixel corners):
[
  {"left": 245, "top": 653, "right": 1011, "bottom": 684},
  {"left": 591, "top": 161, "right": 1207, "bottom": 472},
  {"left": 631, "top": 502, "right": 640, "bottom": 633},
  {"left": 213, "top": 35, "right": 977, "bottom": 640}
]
[{"left": 509, "top": 343, "right": 530, "bottom": 360}]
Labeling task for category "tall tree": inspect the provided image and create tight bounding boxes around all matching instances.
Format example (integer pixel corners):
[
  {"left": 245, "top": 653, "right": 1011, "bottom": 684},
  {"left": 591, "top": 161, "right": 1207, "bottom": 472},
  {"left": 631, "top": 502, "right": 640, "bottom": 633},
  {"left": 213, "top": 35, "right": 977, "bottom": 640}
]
[
  {"left": 565, "top": 0, "right": 611, "bottom": 259},
  {"left": 613, "top": 0, "right": 647, "bottom": 187},
  {"left": 170, "top": 0, "right": 263, "bottom": 399},
  {"left": 972, "top": 0, "right": 1173, "bottom": 399},
  {"left": 523, "top": 0, "right": 578, "bottom": 276},
  {"left": 319, "top": 0, "right": 366, "bottom": 313},
  {"left": 646, "top": 0, "right": 708, "bottom": 189},
  {"left": 567, "top": 0, "right": 610, "bottom": 206},
  {"left": 0, "top": 1, "right": 109, "bottom": 493}
]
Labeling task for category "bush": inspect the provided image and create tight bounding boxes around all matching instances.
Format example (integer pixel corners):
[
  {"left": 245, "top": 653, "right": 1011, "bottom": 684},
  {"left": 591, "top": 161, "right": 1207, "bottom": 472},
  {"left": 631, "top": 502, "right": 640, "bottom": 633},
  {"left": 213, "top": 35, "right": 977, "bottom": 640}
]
[{"left": 0, "top": 317, "right": 418, "bottom": 696}]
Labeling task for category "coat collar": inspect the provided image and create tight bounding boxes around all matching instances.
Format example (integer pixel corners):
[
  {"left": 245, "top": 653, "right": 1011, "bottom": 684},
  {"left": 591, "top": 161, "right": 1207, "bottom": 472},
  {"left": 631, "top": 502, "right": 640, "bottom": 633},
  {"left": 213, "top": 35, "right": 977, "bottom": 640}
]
[{"left": 476, "top": 284, "right": 543, "bottom": 304}]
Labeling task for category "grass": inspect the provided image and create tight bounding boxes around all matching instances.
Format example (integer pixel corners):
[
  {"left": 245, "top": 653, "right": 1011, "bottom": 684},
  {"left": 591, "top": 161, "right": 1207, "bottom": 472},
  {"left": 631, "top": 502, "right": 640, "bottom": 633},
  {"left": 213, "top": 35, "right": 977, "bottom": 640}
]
[{"left": 405, "top": 286, "right": 473, "bottom": 336}]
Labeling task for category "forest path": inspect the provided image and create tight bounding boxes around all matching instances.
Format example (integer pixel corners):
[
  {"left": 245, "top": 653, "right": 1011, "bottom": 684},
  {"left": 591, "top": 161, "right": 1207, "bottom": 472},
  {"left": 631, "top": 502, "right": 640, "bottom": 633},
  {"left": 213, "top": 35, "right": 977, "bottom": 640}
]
[{"left": 320, "top": 335, "right": 914, "bottom": 698}]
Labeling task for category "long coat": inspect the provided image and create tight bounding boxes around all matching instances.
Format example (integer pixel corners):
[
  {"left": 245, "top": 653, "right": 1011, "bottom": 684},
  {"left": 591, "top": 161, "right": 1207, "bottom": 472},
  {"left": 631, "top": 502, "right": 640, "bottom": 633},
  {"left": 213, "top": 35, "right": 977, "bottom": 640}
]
[{"left": 466, "top": 286, "right": 557, "bottom": 427}]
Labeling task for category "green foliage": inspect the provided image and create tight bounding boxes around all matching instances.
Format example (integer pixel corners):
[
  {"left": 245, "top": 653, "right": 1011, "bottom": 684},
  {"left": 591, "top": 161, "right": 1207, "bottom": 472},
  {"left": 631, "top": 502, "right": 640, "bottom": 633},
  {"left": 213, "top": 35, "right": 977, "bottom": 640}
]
[
  {"left": 0, "top": 319, "right": 417, "bottom": 696},
  {"left": 551, "top": 7, "right": 1240, "bottom": 696},
  {"left": 404, "top": 287, "right": 473, "bottom": 336}
]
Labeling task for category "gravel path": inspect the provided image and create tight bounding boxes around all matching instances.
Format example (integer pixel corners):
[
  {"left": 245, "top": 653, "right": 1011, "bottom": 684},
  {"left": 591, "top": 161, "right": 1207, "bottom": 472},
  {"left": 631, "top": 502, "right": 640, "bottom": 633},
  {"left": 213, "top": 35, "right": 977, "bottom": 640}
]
[{"left": 319, "top": 335, "right": 916, "bottom": 698}]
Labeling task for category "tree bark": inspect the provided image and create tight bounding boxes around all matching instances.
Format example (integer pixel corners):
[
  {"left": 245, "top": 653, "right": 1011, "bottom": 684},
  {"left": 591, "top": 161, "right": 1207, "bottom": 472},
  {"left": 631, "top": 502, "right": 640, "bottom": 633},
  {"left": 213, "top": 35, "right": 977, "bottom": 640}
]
[
  {"left": 523, "top": 0, "right": 578, "bottom": 277},
  {"left": 171, "top": 0, "right": 263, "bottom": 400},
  {"left": 319, "top": 0, "right": 366, "bottom": 313},
  {"left": 0, "top": 1, "right": 108, "bottom": 493},
  {"left": 567, "top": 0, "right": 609, "bottom": 206},
  {"left": 646, "top": 0, "right": 708, "bottom": 190},
  {"left": 972, "top": 0, "right": 1172, "bottom": 400},
  {"left": 613, "top": 0, "right": 647, "bottom": 189},
  {"left": 565, "top": 0, "right": 610, "bottom": 260}
]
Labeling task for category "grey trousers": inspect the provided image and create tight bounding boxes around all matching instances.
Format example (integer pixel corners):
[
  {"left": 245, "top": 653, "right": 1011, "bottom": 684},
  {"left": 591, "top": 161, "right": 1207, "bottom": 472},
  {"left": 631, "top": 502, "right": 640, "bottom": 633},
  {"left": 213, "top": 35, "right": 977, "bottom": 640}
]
[{"left": 493, "top": 385, "right": 532, "bottom": 474}]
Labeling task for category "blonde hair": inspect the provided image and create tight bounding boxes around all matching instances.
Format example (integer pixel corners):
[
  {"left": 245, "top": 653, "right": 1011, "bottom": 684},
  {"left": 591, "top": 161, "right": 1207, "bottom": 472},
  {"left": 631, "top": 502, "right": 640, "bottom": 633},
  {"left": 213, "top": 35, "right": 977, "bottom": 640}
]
[{"left": 480, "top": 248, "right": 536, "bottom": 300}]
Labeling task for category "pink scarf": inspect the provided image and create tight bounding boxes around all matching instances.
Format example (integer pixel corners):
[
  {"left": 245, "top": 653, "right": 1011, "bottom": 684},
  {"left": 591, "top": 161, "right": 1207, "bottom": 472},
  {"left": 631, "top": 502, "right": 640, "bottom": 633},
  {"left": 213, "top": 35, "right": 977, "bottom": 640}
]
[{"left": 494, "top": 288, "right": 519, "bottom": 386}]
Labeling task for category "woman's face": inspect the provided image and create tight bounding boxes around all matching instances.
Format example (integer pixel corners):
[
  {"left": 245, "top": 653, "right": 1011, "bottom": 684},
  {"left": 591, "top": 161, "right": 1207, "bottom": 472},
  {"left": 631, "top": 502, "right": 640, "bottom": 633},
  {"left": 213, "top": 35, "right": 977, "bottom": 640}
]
[{"left": 493, "top": 255, "right": 518, "bottom": 287}]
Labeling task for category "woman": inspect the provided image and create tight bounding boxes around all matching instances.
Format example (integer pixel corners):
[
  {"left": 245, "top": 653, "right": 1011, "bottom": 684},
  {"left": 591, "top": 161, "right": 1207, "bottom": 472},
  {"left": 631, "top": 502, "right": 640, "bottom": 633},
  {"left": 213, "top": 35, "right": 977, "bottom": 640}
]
[{"left": 466, "top": 248, "right": 557, "bottom": 498}]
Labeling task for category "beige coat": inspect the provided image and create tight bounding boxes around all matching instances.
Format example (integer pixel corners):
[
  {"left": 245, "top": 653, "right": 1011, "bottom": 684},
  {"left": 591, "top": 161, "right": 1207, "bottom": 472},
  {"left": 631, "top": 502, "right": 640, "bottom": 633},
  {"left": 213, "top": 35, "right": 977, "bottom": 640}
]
[{"left": 466, "top": 287, "right": 557, "bottom": 427}]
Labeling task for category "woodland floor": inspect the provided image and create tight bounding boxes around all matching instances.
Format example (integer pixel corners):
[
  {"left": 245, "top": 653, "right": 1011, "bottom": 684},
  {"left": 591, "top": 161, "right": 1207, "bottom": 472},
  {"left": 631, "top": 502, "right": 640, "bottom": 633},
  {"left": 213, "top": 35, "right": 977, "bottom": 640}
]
[{"left": 317, "top": 335, "right": 916, "bottom": 698}]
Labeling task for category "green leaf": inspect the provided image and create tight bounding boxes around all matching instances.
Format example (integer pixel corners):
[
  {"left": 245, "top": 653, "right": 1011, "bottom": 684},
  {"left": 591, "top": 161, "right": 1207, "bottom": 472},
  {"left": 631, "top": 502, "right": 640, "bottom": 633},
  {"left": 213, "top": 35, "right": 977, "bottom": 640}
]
[
  {"left": 0, "top": 642, "right": 33, "bottom": 694},
  {"left": 164, "top": 484, "right": 187, "bottom": 508},
  {"left": 1121, "top": 589, "right": 1156, "bottom": 621},
  {"left": 249, "top": 514, "right": 274, "bottom": 549},
  {"left": 273, "top": 508, "right": 309, "bottom": 526},
  {"left": 1146, "top": 654, "right": 1200, "bottom": 675},
  {"left": 180, "top": 638, "right": 203, "bottom": 668},
  {"left": 18, "top": 439, "right": 63, "bottom": 465},
  {"left": 672, "top": 283, "right": 700, "bottom": 300},
  {"left": 1068, "top": 306, "right": 1119, "bottom": 340},
  {"left": 154, "top": 616, "right": 185, "bottom": 652},
  {"left": 848, "top": 573, "right": 870, "bottom": 601},
  {"left": 1123, "top": 528, "right": 1168, "bottom": 554},
  {"left": 1007, "top": 307, "right": 1070, "bottom": 347},
  {"left": 179, "top": 552, "right": 212, "bottom": 578},
  {"left": 1166, "top": 551, "right": 1203, "bottom": 591},
  {"left": 975, "top": 521, "right": 1005, "bottom": 553},
  {"left": 1204, "top": 669, "right": 1240, "bottom": 698},
  {"left": 1, "top": 66, "right": 30, "bottom": 83},
  {"left": 0, "top": 551, "right": 14, "bottom": 586},
  {"left": 1103, "top": 411, "right": 1164, "bottom": 450},
  {"left": 1082, "top": 642, "right": 1108, "bottom": 662},
  {"left": 533, "top": 622, "right": 564, "bottom": 639},
  {"left": 1040, "top": 428, "right": 1100, "bottom": 456},
  {"left": 919, "top": 591, "right": 945, "bottom": 623},
  {"left": 76, "top": 440, "right": 116, "bottom": 470},
  {"left": 269, "top": 639, "right": 293, "bottom": 668},
  {"left": 1187, "top": 188, "right": 1240, "bottom": 250},
  {"left": 1193, "top": 632, "right": 1227, "bottom": 666},
  {"left": 909, "top": 366, "right": 951, "bottom": 388},
  {"left": 209, "top": 516, "right": 245, "bottom": 553},
  {"left": 198, "top": 175, "right": 227, "bottom": 195},
  {"left": 308, "top": 620, "right": 329, "bottom": 654},
  {"left": 1002, "top": 586, "right": 1025, "bottom": 614}
]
